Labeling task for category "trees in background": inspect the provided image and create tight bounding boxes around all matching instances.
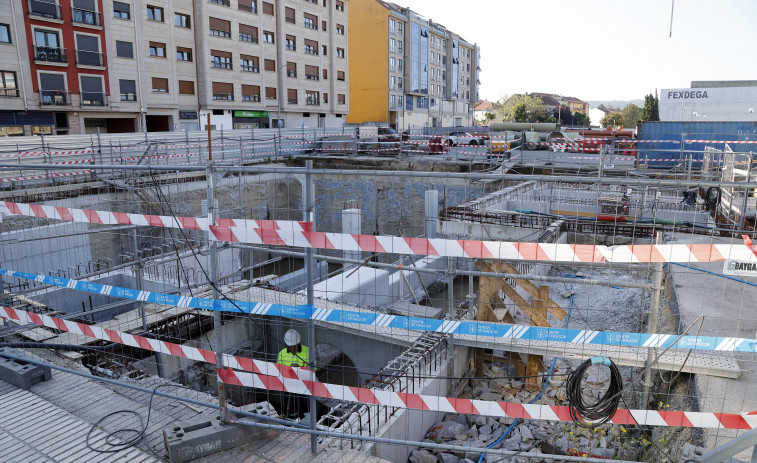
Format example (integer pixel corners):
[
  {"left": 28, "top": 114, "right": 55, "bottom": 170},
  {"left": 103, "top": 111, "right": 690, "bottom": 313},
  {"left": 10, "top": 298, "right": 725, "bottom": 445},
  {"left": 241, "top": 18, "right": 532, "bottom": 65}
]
[{"left": 642, "top": 93, "right": 660, "bottom": 121}]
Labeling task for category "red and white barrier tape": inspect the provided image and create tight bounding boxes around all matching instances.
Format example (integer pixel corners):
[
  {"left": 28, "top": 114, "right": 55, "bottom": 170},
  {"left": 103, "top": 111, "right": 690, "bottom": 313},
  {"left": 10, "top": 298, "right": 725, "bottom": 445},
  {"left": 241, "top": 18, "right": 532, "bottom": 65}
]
[
  {"left": 2, "top": 201, "right": 757, "bottom": 263},
  {"left": 16, "top": 149, "right": 93, "bottom": 157},
  {"left": 0, "top": 170, "right": 92, "bottom": 183},
  {"left": 2, "top": 305, "right": 752, "bottom": 429}
]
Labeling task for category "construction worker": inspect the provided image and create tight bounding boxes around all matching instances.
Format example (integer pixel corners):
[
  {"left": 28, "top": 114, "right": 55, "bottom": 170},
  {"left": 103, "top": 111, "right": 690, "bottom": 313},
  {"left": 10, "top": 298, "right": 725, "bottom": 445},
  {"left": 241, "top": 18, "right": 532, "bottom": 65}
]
[{"left": 277, "top": 329, "right": 311, "bottom": 419}]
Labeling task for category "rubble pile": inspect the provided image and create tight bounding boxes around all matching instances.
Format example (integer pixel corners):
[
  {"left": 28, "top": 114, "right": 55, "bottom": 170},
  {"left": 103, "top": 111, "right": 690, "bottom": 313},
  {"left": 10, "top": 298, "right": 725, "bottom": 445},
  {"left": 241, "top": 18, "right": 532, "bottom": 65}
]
[{"left": 410, "top": 360, "right": 640, "bottom": 463}]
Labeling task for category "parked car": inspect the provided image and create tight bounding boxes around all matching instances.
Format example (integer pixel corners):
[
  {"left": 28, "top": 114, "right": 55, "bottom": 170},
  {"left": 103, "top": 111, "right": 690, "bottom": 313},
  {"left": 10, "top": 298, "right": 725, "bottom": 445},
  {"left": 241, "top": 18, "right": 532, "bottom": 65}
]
[{"left": 444, "top": 131, "right": 485, "bottom": 146}]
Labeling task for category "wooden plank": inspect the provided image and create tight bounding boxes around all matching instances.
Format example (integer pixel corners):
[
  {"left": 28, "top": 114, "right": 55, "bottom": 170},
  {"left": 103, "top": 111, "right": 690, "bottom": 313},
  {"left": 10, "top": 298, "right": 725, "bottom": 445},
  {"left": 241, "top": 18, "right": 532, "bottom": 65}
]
[{"left": 493, "top": 262, "right": 568, "bottom": 320}]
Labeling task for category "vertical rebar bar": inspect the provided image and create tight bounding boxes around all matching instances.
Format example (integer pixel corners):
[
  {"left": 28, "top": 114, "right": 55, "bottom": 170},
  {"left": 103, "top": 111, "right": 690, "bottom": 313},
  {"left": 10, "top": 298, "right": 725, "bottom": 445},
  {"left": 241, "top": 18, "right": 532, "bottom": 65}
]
[{"left": 642, "top": 231, "right": 664, "bottom": 408}]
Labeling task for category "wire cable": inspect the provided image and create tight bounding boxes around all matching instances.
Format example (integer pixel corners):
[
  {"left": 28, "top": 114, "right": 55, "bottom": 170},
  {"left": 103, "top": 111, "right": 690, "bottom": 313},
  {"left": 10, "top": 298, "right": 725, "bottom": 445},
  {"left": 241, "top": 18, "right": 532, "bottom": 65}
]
[{"left": 565, "top": 357, "right": 623, "bottom": 427}]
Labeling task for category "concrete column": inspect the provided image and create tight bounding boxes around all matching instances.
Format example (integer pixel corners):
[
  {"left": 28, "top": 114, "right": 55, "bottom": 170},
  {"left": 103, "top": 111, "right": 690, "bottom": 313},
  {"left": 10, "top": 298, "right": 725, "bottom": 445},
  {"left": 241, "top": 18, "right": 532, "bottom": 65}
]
[
  {"left": 342, "top": 208, "right": 361, "bottom": 268},
  {"left": 425, "top": 190, "right": 439, "bottom": 239}
]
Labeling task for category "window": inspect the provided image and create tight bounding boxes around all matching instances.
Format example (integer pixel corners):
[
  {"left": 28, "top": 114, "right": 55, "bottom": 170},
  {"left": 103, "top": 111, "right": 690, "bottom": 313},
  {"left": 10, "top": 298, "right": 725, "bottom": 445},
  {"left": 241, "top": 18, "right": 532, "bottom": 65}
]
[
  {"left": 0, "top": 24, "right": 9, "bottom": 44},
  {"left": 336, "top": 24, "right": 344, "bottom": 35},
  {"left": 212, "top": 81, "right": 233, "bottom": 100},
  {"left": 337, "top": 71, "right": 345, "bottom": 81},
  {"left": 286, "top": 62, "right": 296, "bottom": 78},
  {"left": 322, "top": 20, "right": 327, "bottom": 31},
  {"left": 39, "top": 73, "right": 67, "bottom": 105},
  {"left": 287, "top": 88, "right": 297, "bottom": 104},
  {"left": 265, "top": 87, "right": 276, "bottom": 100},
  {"left": 390, "top": 57, "right": 395, "bottom": 70},
  {"left": 30, "top": 0, "right": 61, "bottom": 19},
  {"left": 322, "top": 45, "right": 327, "bottom": 55},
  {"left": 467, "top": 49, "right": 471, "bottom": 58},
  {"left": 239, "top": 24, "right": 258, "bottom": 43},
  {"left": 152, "top": 77, "right": 168, "bottom": 93},
  {"left": 113, "top": 1, "right": 130, "bottom": 19},
  {"left": 397, "top": 40, "right": 402, "bottom": 52},
  {"left": 146, "top": 5, "right": 163, "bottom": 22},
  {"left": 240, "top": 54, "right": 259, "bottom": 72},
  {"left": 242, "top": 84, "right": 260, "bottom": 102},
  {"left": 116, "top": 40, "right": 133, "bottom": 58},
  {"left": 149, "top": 41, "right": 166, "bottom": 57},
  {"left": 397, "top": 22, "right": 402, "bottom": 34},
  {"left": 305, "top": 65, "right": 318, "bottom": 80},
  {"left": 285, "top": 34, "right": 295, "bottom": 51},
  {"left": 390, "top": 38, "right": 395, "bottom": 53},
  {"left": 0, "top": 71, "right": 18, "bottom": 97},
  {"left": 211, "top": 50, "right": 232, "bottom": 69},
  {"left": 175, "top": 13, "right": 190, "bottom": 28},
  {"left": 119, "top": 79, "right": 136, "bottom": 101},
  {"left": 262, "top": 1, "right": 274, "bottom": 15},
  {"left": 239, "top": 0, "right": 257, "bottom": 14},
  {"left": 398, "top": 59, "right": 403, "bottom": 70},
  {"left": 336, "top": 47, "right": 344, "bottom": 58},
  {"left": 304, "top": 13, "right": 317, "bottom": 30},
  {"left": 306, "top": 91, "right": 319, "bottom": 106},
  {"left": 390, "top": 19, "right": 395, "bottom": 34},
  {"left": 264, "top": 59, "right": 275, "bottom": 71},
  {"left": 263, "top": 30, "right": 274, "bottom": 43},
  {"left": 34, "top": 29, "right": 65, "bottom": 63},
  {"left": 336, "top": 1, "right": 344, "bottom": 11},
  {"left": 209, "top": 0, "right": 230, "bottom": 6},
  {"left": 176, "top": 46, "right": 192, "bottom": 61},
  {"left": 304, "top": 39, "right": 318, "bottom": 55},
  {"left": 397, "top": 77, "right": 402, "bottom": 90},
  {"left": 178, "top": 80, "right": 194, "bottom": 95},
  {"left": 390, "top": 76, "right": 396, "bottom": 90},
  {"left": 322, "top": 68, "right": 327, "bottom": 80},
  {"left": 73, "top": 0, "right": 100, "bottom": 26},
  {"left": 209, "top": 17, "right": 231, "bottom": 38},
  {"left": 323, "top": 93, "right": 328, "bottom": 103},
  {"left": 337, "top": 94, "right": 345, "bottom": 104},
  {"left": 75, "top": 34, "right": 102, "bottom": 66},
  {"left": 285, "top": 7, "right": 295, "bottom": 24}
]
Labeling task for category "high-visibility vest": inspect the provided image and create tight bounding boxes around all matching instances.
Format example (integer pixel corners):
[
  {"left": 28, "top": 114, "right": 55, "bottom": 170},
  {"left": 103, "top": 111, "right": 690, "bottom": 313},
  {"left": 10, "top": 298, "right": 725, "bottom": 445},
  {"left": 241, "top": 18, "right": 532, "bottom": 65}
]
[{"left": 277, "top": 346, "right": 310, "bottom": 368}]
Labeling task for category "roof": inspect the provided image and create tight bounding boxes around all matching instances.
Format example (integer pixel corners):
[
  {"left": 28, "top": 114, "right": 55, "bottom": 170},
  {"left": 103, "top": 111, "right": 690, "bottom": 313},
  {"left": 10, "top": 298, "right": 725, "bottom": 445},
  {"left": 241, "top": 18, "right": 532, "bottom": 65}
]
[{"left": 474, "top": 101, "right": 493, "bottom": 112}]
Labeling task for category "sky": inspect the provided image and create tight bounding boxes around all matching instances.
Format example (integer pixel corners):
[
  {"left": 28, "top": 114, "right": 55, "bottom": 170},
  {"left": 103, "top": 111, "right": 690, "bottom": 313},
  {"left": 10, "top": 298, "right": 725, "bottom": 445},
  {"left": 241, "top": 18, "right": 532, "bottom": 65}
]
[{"left": 398, "top": 0, "right": 757, "bottom": 102}]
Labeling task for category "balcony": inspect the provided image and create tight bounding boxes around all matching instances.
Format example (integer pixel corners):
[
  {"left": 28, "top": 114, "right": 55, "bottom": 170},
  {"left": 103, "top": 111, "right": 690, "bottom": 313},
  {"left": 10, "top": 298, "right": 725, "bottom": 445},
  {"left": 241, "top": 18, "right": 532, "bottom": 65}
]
[
  {"left": 40, "top": 90, "right": 69, "bottom": 106},
  {"left": 0, "top": 88, "right": 20, "bottom": 98},
  {"left": 72, "top": 7, "right": 101, "bottom": 27},
  {"left": 29, "top": 0, "right": 61, "bottom": 20},
  {"left": 243, "top": 95, "right": 261, "bottom": 102},
  {"left": 34, "top": 46, "right": 67, "bottom": 64},
  {"left": 76, "top": 50, "right": 103, "bottom": 67},
  {"left": 81, "top": 91, "right": 107, "bottom": 106},
  {"left": 212, "top": 93, "right": 234, "bottom": 101},
  {"left": 306, "top": 98, "right": 319, "bottom": 106}
]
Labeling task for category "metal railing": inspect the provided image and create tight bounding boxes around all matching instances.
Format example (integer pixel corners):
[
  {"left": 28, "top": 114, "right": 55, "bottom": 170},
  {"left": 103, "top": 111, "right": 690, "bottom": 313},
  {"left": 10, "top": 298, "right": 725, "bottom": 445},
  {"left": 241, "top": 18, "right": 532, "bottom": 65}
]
[
  {"left": 39, "top": 90, "right": 70, "bottom": 106},
  {"left": 212, "top": 93, "right": 234, "bottom": 101},
  {"left": 0, "top": 88, "right": 20, "bottom": 98},
  {"left": 34, "top": 46, "right": 67, "bottom": 63},
  {"left": 80, "top": 92, "right": 107, "bottom": 107},
  {"left": 242, "top": 95, "right": 261, "bottom": 102},
  {"left": 240, "top": 64, "right": 259, "bottom": 73},
  {"left": 71, "top": 7, "right": 101, "bottom": 26},
  {"left": 28, "top": 0, "right": 61, "bottom": 19}
]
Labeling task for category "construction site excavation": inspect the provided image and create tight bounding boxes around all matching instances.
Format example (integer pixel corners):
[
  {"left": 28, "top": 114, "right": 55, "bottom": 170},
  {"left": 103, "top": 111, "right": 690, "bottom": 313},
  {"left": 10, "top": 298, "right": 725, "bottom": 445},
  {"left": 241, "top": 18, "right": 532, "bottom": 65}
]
[{"left": 2, "top": 125, "right": 757, "bottom": 463}]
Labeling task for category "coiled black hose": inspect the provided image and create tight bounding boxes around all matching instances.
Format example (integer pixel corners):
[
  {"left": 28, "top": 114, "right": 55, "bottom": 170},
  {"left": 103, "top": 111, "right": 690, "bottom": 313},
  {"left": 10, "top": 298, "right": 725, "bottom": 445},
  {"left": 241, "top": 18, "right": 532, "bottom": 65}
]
[{"left": 565, "top": 356, "right": 623, "bottom": 427}]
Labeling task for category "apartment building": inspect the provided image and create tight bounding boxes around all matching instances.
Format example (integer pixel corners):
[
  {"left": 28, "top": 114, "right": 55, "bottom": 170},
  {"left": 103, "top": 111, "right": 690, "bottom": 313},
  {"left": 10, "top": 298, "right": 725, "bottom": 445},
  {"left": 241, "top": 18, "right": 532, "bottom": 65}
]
[
  {"left": 347, "top": 0, "right": 480, "bottom": 129},
  {"left": 1, "top": 0, "right": 349, "bottom": 135}
]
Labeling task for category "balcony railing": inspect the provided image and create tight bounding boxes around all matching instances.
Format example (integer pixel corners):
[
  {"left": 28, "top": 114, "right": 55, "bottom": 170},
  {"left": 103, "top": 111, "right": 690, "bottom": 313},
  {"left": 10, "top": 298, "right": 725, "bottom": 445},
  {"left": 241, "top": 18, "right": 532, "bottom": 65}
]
[
  {"left": 34, "top": 46, "right": 67, "bottom": 63},
  {"left": 239, "top": 33, "right": 258, "bottom": 43},
  {"left": 120, "top": 92, "right": 137, "bottom": 102},
  {"left": 76, "top": 50, "right": 103, "bottom": 67},
  {"left": 0, "top": 88, "right": 20, "bottom": 98},
  {"left": 40, "top": 90, "right": 69, "bottom": 106},
  {"left": 72, "top": 7, "right": 101, "bottom": 26},
  {"left": 243, "top": 95, "right": 261, "bottom": 102},
  {"left": 81, "top": 91, "right": 106, "bottom": 106},
  {"left": 211, "top": 61, "right": 232, "bottom": 70},
  {"left": 212, "top": 93, "right": 234, "bottom": 101},
  {"left": 287, "top": 98, "right": 298, "bottom": 104},
  {"left": 306, "top": 98, "right": 320, "bottom": 106},
  {"left": 286, "top": 44, "right": 296, "bottom": 51},
  {"left": 305, "top": 74, "right": 319, "bottom": 81},
  {"left": 240, "top": 65, "right": 259, "bottom": 73},
  {"left": 29, "top": 0, "right": 61, "bottom": 20}
]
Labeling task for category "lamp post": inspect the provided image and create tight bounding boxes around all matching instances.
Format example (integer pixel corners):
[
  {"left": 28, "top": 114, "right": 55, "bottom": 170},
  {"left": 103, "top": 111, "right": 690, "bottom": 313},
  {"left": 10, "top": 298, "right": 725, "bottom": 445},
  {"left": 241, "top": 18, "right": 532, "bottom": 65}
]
[{"left": 276, "top": 63, "right": 289, "bottom": 130}]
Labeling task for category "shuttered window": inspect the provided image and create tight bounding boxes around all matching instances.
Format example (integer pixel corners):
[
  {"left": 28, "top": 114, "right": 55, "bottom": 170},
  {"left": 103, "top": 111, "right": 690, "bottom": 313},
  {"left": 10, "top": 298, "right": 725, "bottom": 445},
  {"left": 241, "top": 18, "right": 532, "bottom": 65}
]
[
  {"left": 305, "top": 65, "right": 318, "bottom": 80},
  {"left": 265, "top": 87, "right": 276, "bottom": 99},
  {"left": 116, "top": 40, "right": 133, "bottom": 58},
  {"left": 178, "top": 80, "right": 194, "bottom": 95},
  {"left": 285, "top": 7, "right": 295, "bottom": 23},
  {"left": 241, "top": 84, "right": 260, "bottom": 101},
  {"left": 264, "top": 59, "right": 275, "bottom": 71},
  {"left": 262, "top": 1, "right": 273, "bottom": 15},
  {"left": 119, "top": 79, "right": 136, "bottom": 101},
  {"left": 287, "top": 88, "right": 297, "bottom": 103},
  {"left": 338, "top": 94, "right": 345, "bottom": 104},
  {"left": 40, "top": 73, "right": 65, "bottom": 90},
  {"left": 212, "top": 81, "right": 233, "bottom": 100},
  {"left": 239, "top": 24, "right": 258, "bottom": 42},
  {"left": 209, "top": 17, "right": 231, "bottom": 38},
  {"left": 337, "top": 71, "right": 345, "bottom": 81},
  {"left": 73, "top": 0, "right": 96, "bottom": 12},
  {"left": 152, "top": 77, "right": 169, "bottom": 93}
]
